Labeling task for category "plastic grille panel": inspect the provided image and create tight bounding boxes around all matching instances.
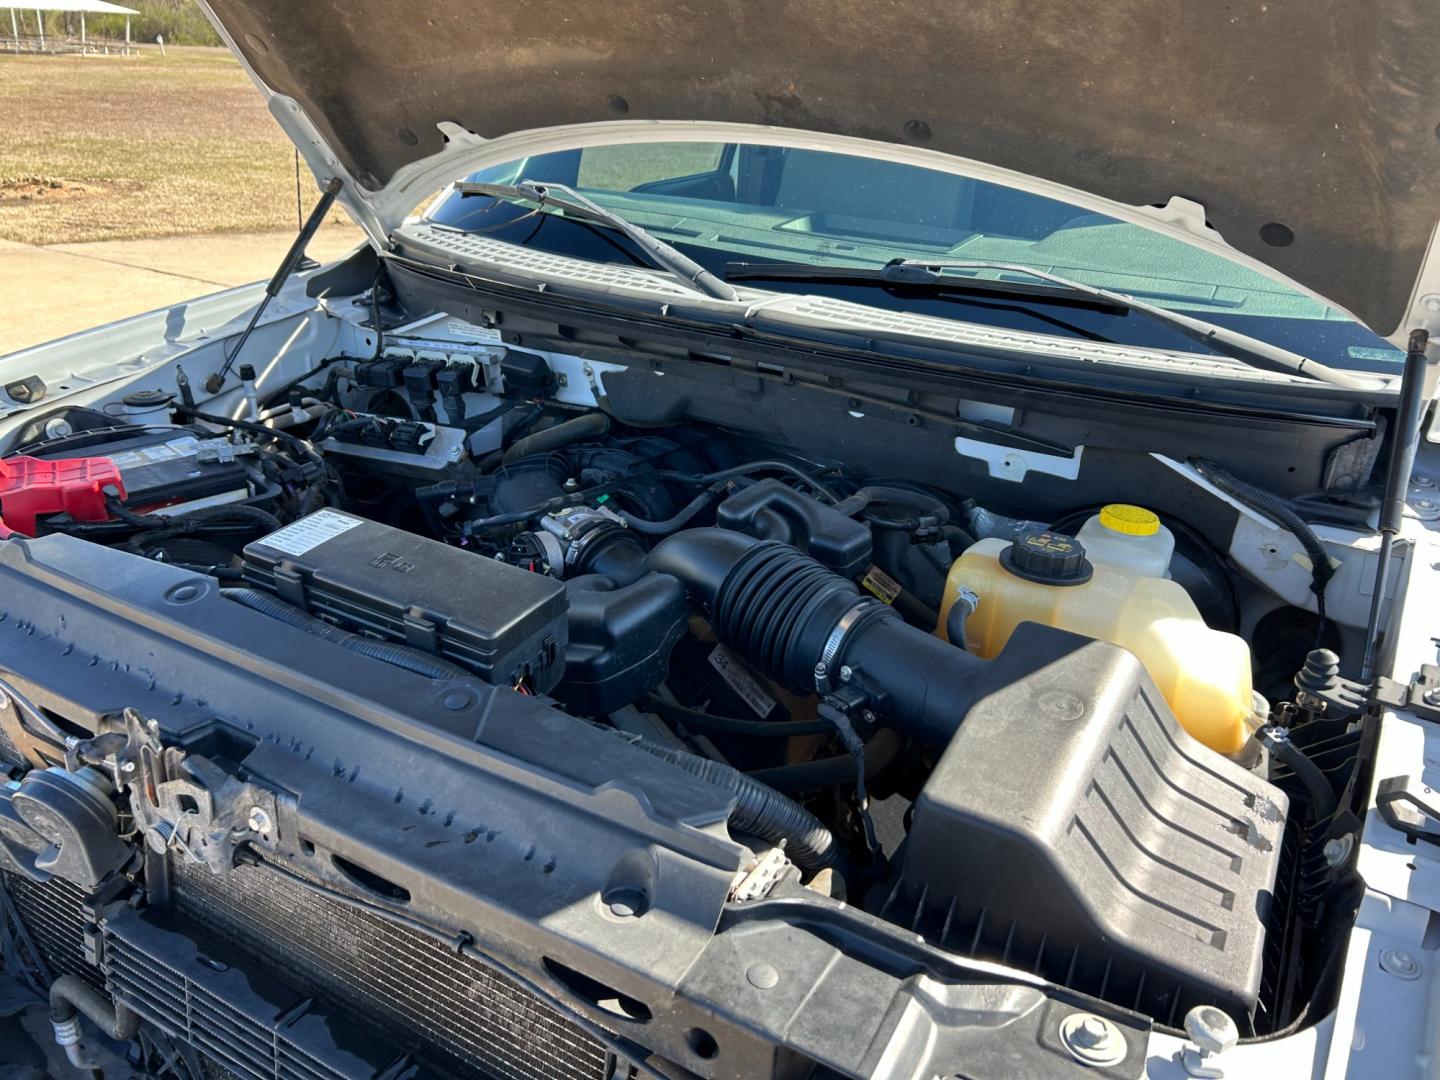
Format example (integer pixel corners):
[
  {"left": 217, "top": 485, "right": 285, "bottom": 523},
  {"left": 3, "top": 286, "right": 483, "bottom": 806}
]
[
  {"left": 169, "top": 857, "right": 612, "bottom": 1080},
  {"left": 102, "top": 920, "right": 373, "bottom": 1080}
]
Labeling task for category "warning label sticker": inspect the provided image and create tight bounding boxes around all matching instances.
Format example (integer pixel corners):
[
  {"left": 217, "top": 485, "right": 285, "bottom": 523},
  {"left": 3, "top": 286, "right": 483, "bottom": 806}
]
[
  {"left": 447, "top": 318, "right": 503, "bottom": 343},
  {"left": 860, "top": 565, "right": 902, "bottom": 605},
  {"left": 707, "top": 645, "right": 778, "bottom": 718},
  {"left": 257, "top": 509, "right": 362, "bottom": 557},
  {"left": 106, "top": 436, "right": 201, "bottom": 472}
]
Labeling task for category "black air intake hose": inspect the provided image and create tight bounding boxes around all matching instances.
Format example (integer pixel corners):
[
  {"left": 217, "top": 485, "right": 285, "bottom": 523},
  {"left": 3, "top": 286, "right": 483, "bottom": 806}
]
[
  {"left": 611, "top": 730, "right": 840, "bottom": 873},
  {"left": 647, "top": 529, "right": 983, "bottom": 745}
]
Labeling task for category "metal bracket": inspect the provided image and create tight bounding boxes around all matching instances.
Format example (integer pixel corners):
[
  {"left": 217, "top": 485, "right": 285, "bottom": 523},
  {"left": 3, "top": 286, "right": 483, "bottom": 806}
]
[
  {"left": 1405, "top": 664, "right": 1440, "bottom": 721},
  {"left": 1376, "top": 774, "right": 1440, "bottom": 846}
]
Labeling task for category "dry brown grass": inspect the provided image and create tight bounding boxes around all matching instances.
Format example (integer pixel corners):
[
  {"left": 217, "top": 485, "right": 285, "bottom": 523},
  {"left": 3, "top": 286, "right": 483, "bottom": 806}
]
[{"left": 0, "top": 45, "right": 353, "bottom": 245}]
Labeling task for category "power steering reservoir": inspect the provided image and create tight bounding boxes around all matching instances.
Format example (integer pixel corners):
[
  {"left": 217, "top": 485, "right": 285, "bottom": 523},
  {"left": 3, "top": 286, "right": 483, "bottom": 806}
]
[{"left": 937, "top": 512, "right": 1254, "bottom": 754}]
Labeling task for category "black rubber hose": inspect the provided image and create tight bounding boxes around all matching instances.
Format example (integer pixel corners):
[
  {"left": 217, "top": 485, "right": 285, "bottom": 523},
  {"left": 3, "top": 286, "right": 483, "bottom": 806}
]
[
  {"left": 501, "top": 412, "right": 611, "bottom": 464},
  {"left": 748, "top": 730, "right": 903, "bottom": 792},
  {"left": 653, "top": 460, "right": 841, "bottom": 503},
  {"left": 642, "top": 696, "right": 832, "bottom": 737},
  {"left": 830, "top": 485, "right": 950, "bottom": 530},
  {"left": 611, "top": 729, "right": 841, "bottom": 872},
  {"left": 176, "top": 405, "right": 324, "bottom": 469},
  {"left": 619, "top": 487, "right": 720, "bottom": 535},
  {"left": 220, "top": 588, "right": 471, "bottom": 679},
  {"left": 1189, "top": 458, "right": 1333, "bottom": 630},
  {"left": 945, "top": 588, "right": 978, "bottom": 650},
  {"left": 1259, "top": 727, "right": 1338, "bottom": 822},
  {"left": 50, "top": 974, "right": 139, "bottom": 1041}
]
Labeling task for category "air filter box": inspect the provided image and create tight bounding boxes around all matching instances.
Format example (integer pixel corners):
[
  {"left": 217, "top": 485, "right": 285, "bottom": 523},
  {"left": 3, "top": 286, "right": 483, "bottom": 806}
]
[
  {"left": 902, "top": 622, "right": 1287, "bottom": 1021},
  {"left": 243, "top": 509, "right": 566, "bottom": 691}
]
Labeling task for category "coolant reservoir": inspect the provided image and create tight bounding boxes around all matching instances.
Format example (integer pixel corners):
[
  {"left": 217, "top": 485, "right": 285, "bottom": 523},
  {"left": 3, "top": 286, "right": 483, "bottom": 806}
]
[{"left": 937, "top": 530, "right": 1254, "bottom": 754}]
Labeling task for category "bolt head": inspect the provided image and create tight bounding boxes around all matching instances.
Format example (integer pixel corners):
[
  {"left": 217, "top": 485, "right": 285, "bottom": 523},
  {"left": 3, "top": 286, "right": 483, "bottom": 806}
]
[
  {"left": 247, "top": 806, "right": 272, "bottom": 835},
  {"left": 1058, "top": 1013, "right": 1126, "bottom": 1067},
  {"left": 120, "top": 760, "right": 136, "bottom": 774},
  {"left": 1425, "top": 687, "right": 1440, "bottom": 707},
  {"left": 1184, "top": 1005, "right": 1239, "bottom": 1055},
  {"left": 1322, "top": 835, "right": 1353, "bottom": 866},
  {"left": 839, "top": 665, "right": 854, "bottom": 683},
  {"left": 1379, "top": 946, "right": 1422, "bottom": 980}
]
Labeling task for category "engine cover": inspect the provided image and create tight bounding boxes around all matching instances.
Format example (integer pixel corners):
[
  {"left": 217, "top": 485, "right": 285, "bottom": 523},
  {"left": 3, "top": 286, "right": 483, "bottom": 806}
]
[{"left": 900, "top": 622, "right": 1288, "bottom": 1023}]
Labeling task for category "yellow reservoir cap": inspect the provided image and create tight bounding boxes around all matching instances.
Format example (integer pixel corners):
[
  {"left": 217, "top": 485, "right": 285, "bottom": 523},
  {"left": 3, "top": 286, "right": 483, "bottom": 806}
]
[{"left": 1099, "top": 503, "right": 1160, "bottom": 536}]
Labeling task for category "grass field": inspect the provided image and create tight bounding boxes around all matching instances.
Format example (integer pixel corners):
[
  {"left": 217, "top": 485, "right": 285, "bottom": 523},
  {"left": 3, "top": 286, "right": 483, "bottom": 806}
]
[{"left": 0, "top": 45, "right": 353, "bottom": 245}]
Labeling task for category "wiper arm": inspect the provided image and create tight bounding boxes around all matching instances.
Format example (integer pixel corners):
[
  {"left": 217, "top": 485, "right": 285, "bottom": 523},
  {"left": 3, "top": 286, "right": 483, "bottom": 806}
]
[
  {"left": 883, "top": 259, "right": 1369, "bottom": 389},
  {"left": 455, "top": 180, "right": 739, "bottom": 302}
]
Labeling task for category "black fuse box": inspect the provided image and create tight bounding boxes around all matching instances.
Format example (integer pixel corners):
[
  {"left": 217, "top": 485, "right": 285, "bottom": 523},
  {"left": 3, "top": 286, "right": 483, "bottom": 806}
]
[{"left": 242, "top": 510, "right": 566, "bottom": 692}]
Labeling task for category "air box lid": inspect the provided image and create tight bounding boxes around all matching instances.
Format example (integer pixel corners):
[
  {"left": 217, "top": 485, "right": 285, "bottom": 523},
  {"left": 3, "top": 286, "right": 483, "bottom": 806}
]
[{"left": 901, "top": 622, "right": 1287, "bottom": 1022}]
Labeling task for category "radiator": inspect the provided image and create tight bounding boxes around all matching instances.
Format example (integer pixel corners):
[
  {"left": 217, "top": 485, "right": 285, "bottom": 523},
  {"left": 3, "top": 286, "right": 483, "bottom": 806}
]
[
  {"left": 2, "top": 869, "right": 103, "bottom": 991},
  {"left": 2, "top": 861, "right": 618, "bottom": 1080}
]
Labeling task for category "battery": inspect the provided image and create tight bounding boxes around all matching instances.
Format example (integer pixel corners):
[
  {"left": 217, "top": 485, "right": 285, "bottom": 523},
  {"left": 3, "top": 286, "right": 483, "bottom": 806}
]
[
  {"left": 242, "top": 509, "right": 567, "bottom": 692},
  {"left": 37, "top": 430, "right": 250, "bottom": 513}
]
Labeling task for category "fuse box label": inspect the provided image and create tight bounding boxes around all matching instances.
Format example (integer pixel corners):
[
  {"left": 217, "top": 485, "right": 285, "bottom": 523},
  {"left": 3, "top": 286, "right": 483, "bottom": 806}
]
[{"left": 258, "top": 509, "right": 363, "bottom": 556}]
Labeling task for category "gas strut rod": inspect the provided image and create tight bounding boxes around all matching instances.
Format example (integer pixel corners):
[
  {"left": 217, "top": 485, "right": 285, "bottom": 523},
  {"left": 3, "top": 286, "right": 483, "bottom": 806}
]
[
  {"left": 1360, "top": 328, "right": 1431, "bottom": 682},
  {"left": 204, "top": 176, "right": 344, "bottom": 395}
]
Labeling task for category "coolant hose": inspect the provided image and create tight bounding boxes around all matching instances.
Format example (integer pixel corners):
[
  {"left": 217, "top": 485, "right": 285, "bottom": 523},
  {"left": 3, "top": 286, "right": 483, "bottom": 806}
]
[
  {"left": 50, "top": 974, "right": 139, "bottom": 1061},
  {"left": 612, "top": 730, "right": 841, "bottom": 872},
  {"left": 501, "top": 412, "right": 611, "bottom": 464},
  {"left": 220, "top": 588, "right": 471, "bottom": 679},
  {"left": 647, "top": 529, "right": 984, "bottom": 745},
  {"left": 1258, "top": 726, "right": 1338, "bottom": 823}
]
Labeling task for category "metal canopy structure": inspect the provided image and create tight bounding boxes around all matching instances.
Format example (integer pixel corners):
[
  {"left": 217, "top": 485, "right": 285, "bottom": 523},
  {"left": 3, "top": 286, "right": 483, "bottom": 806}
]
[{"left": 7, "top": 0, "right": 141, "bottom": 55}]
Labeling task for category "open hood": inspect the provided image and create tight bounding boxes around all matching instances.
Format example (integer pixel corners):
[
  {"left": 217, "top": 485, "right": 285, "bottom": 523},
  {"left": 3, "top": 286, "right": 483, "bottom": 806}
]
[{"left": 204, "top": 0, "right": 1440, "bottom": 338}]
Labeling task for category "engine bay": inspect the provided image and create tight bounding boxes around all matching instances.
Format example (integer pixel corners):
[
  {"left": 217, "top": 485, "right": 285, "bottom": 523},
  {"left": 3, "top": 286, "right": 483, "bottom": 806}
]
[{"left": 0, "top": 297, "right": 1382, "bottom": 1078}]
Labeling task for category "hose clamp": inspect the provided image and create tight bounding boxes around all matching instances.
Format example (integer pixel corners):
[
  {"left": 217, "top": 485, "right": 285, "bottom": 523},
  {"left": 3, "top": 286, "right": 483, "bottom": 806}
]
[
  {"left": 52, "top": 1016, "right": 81, "bottom": 1047},
  {"left": 817, "top": 600, "right": 879, "bottom": 691}
]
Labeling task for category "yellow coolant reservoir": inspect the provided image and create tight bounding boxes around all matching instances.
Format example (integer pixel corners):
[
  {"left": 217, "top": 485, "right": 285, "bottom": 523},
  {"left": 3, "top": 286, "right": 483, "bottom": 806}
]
[{"left": 937, "top": 530, "right": 1254, "bottom": 754}]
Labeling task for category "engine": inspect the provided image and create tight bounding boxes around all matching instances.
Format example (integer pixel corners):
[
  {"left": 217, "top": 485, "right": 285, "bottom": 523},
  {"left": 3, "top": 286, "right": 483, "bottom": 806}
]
[{"left": 0, "top": 341, "right": 1369, "bottom": 1078}]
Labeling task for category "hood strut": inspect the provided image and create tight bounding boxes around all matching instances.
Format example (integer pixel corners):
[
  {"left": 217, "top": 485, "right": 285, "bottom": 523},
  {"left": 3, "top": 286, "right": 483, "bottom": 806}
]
[{"left": 206, "top": 177, "right": 344, "bottom": 395}]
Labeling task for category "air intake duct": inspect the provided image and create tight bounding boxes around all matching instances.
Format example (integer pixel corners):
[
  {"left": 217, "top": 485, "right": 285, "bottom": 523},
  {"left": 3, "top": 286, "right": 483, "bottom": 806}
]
[{"left": 647, "top": 529, "right": 982, "bottom": 745}]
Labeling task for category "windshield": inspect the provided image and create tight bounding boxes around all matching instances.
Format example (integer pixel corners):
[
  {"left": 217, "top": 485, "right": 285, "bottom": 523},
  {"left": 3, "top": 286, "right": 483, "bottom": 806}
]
[{"left": 426, "top": 140, "right": 1402, "bottom": 372}]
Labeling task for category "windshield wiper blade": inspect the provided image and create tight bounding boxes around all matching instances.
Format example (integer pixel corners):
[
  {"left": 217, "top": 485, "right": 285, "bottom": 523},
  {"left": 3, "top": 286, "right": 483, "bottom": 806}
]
[
  {"left": 455, "top": 180, "right": 739, "bottom": 302},
  {"left": 723, "top": 260, "right": 1128, "bottom": 310},
  {"left": 882, "top": 259, "right": 1369, "bottom": 389}
]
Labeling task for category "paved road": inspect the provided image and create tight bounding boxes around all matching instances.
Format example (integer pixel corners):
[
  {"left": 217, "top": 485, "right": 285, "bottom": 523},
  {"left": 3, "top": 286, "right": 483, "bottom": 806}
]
[{"left": 0, "top": 226, "right": 364, "bottom": 356}]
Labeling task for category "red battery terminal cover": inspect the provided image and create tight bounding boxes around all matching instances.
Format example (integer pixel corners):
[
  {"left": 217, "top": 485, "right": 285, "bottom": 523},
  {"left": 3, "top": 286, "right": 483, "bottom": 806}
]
[{"left": 0, "top": 455, "right": 126, "bottom": 538}]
